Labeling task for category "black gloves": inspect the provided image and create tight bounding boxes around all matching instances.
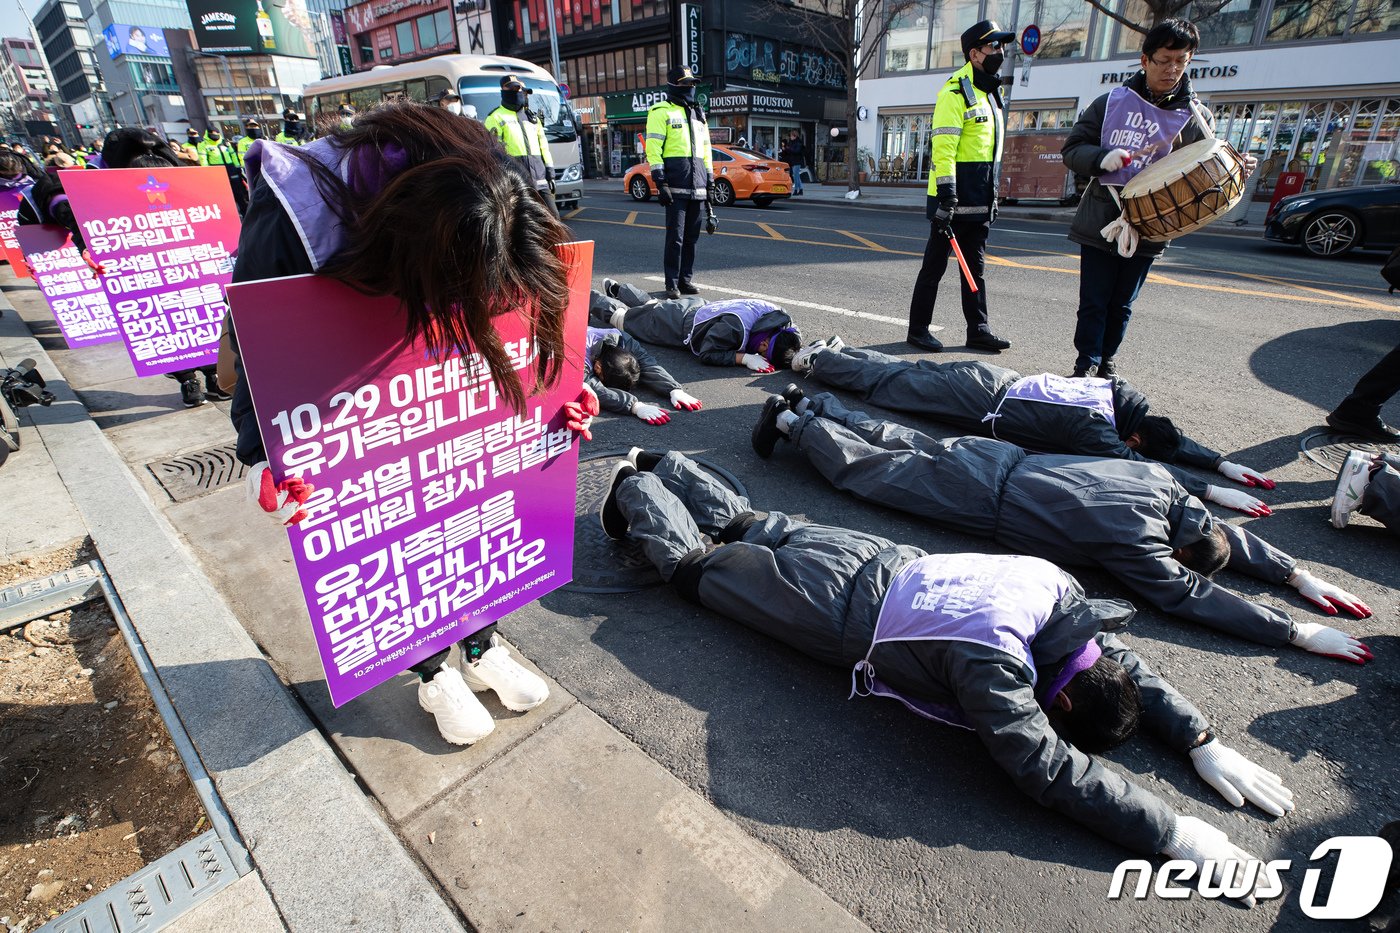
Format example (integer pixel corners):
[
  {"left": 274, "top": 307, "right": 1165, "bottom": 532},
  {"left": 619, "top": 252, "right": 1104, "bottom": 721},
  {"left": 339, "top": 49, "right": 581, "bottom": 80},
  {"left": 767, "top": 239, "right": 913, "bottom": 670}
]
[
  {"left": 651, "top": 169, "right": 673, "bottom": 206},
  {"left": 547, "top": 168, "right": 556, "bottom": 194},
  {"left": 927, "top": 186, "right": 957, "bottom": 236}
]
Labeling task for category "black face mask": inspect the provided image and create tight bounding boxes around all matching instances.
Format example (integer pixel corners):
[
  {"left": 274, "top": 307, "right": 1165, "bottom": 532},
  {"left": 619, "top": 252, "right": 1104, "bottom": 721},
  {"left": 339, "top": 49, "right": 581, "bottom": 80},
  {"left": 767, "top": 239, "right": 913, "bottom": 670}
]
[
  {"left": 248, "top": 128, "right": 264, "bottom": 139},
  {"left": 981, "top": 52, "right": 1005, "bottom": 75},
  {"left": 670, "top": 85, "right": 697, "bottom": 104},
  {"left": 503, "top": 90, "right": 529, "bottom": 110}
]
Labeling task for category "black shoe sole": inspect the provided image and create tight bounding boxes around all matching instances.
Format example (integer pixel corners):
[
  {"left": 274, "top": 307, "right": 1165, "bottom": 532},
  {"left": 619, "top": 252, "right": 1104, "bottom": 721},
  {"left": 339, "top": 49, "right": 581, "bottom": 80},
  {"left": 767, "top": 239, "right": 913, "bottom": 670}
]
[
  {"left": 781, "top": 382, "right": 805, "bottom": 409},
  {"left": 633, "top": 449, "right": 665, "bottom": 472},
  {"left": 600, "top": 462, "right": 637, "bottom": 540},
  {"left": 678, "top": 285, "right": 700, "bottom": 295},
  {"left": 752, "top": 395, "right": 788, "bottom": 459},
  {"left": 1326, "top": 413, "right": 1400, "bottom": 443},
  {"left": 906, "top": 335, "right": 944, "bottom": 353}
]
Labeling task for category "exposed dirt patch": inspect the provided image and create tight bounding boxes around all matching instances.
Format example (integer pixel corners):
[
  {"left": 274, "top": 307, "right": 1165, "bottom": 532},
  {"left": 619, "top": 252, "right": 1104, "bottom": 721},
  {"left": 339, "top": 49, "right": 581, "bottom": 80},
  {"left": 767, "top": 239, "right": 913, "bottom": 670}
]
[{"left": 0, "top": 542, "right": 207, "bottom": 931}]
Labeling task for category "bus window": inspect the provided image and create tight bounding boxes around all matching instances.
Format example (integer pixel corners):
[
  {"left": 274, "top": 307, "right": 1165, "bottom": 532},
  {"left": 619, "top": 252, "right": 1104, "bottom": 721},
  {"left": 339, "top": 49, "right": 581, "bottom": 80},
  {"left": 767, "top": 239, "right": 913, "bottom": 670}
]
[
  {"left": 458, "top": 75, "right": 577, "bottom": 142},
  {"left": 350, "top": 87, "right": 378, "bottom": 111},
  {"left": 426, "top": 76, "right": 449, "bottom": 98},
  {"left": 405, "top": 78, "right": 426, "bottom": 101}
]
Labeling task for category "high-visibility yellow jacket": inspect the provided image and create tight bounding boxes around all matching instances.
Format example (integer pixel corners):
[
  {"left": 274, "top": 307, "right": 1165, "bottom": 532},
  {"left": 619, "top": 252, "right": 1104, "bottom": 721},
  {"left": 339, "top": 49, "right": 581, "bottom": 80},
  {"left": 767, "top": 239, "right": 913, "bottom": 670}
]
[
  {"left": 484, "top": 104, "right": 552, "bottom": 188},
  {"left": 235, "top": 136, "right": 258, "bottom": 158},
  {"left": 198, "top": 137, "right": 240, "bottom": 167},
  {"left": 928, "top": 60, "right": 1005, "bottom": 219},
  {"left": 274, "top": 131, "right": 300, "bottom": 146},
  {"left": 645, "top": 98, "right": 712, "bottom": 200}
]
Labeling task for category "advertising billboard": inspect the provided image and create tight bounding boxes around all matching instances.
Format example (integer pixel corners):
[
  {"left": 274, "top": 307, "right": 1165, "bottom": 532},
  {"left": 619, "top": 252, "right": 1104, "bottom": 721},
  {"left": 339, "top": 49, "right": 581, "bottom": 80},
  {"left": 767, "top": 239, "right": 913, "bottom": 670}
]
[
  {"left": 103, "top": 24, "right": 171, "bottom": 59},
  {"left": 186, "top": 0, "right": 316, "bottom": 58}
]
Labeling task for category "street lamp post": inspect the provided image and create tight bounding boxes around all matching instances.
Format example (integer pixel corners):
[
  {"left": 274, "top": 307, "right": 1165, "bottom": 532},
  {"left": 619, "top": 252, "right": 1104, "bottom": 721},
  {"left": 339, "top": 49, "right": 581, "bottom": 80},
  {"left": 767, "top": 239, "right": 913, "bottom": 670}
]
[{"left": 186, "top": 48, "right": 243, "bottom": 132}]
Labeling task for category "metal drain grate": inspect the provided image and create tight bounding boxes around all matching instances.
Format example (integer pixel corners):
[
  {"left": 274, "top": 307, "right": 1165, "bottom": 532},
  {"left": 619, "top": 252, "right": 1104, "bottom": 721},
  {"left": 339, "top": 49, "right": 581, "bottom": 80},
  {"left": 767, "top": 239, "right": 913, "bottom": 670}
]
[
  {"left": 41, "top": 830, "right": 237, "bottom": 933},
  {"left": 565, "top": 450, "right": 747, "bottom": 594},
  {"left": 0, "top": 562, "right": 101, "bottom": 631},
  {"left": 1300, "top": 429, "right": 1399, "bottom": 474},
  {"left": 146, "top": 445, "right": 248, "bottom": 502}
]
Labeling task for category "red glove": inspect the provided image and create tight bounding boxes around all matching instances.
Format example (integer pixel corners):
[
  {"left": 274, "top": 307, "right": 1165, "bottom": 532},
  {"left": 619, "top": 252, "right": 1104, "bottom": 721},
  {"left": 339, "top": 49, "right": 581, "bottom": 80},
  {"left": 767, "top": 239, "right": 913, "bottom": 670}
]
[
  {"left": 81, "top": 250, "right": 106, "bottom": 277},
  {"left": 563, "top": 385, "right": 600, "bottom": 441},
  {"left": 246, "top": 461, "right": 314, "bottom": 526}
]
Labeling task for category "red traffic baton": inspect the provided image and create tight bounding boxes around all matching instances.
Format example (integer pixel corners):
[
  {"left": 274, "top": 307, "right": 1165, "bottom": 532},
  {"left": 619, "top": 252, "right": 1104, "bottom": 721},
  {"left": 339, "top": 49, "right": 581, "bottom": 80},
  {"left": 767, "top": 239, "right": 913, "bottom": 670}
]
[{"left": 946, "top": 229, "right": 978, "bottom": 293}]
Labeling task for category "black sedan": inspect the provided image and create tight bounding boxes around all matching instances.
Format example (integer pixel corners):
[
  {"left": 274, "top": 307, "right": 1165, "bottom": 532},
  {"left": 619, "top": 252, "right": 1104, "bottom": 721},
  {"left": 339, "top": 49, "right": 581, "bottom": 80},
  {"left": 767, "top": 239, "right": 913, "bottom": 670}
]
[{"left": 1264, "top": 182, "right": 1400, "bottom": 257}]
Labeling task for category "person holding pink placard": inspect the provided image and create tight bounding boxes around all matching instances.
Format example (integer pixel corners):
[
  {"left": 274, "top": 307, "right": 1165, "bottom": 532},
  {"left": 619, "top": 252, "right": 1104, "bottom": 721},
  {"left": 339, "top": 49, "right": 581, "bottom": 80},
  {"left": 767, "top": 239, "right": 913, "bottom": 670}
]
[{"left": 224, "top": 101, "right": 597, "bottom": 745}]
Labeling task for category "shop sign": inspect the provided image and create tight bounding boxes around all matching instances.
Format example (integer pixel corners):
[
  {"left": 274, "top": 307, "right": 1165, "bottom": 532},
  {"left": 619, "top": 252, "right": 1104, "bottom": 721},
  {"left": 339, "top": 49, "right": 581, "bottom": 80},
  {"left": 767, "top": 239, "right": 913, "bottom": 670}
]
[
  {"left": 605, "top": 86, "right": 710, "bottom": 120},
  {"left": 1100, "top": 63, "right": 1240, "bottom": 84},
  {"left": 724, "top": 32, "right": 844, "bottom": 90},
  {"left": 707, "top": 89, "right": 826, "bottom": 119},
  {"left": 681, "top": 4, "right": 703, "bottom": 77}
]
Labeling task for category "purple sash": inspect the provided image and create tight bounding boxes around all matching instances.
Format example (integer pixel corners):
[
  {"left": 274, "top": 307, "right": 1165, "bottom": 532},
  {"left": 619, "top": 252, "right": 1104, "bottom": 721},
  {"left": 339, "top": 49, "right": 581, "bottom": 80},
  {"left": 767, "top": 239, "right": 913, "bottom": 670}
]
[
  {"left": 851, "top": 554, "right": 1071, "bottom": 729},
  {"left": 585, "top": 326, "right": 620, "bottom": 362},
  {"left": 1099, "top": 87, "right": 1194, "bottom": 187},
  {"left": 684, "top": 298, "right": 775, "bottom": 348},
  {"left": 985, "top": 373, "right": 1117, "bottom": 435}
]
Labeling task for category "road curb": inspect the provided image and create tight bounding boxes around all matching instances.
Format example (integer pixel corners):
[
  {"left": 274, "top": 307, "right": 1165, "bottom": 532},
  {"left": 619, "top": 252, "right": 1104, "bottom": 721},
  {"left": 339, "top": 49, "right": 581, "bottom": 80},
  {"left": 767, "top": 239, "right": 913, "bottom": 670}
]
[{"left": 0, "top": 286, "right": 465, "bottom": 933}]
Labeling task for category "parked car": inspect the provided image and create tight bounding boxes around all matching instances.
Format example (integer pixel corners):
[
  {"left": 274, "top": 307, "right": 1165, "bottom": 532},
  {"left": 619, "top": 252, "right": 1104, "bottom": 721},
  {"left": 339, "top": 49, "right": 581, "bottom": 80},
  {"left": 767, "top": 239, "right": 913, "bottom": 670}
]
[
  {"left": 1264, "top": 182, "right": 1400, "bottom": 257},
  {"left": 624, "top": 144, "right": 793, "bottom": 207}
]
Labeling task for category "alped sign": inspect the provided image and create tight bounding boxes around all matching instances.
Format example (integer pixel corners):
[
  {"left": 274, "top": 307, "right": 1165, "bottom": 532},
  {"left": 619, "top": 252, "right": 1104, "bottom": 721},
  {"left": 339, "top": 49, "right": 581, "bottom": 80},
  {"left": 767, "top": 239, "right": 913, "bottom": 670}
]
[{"left": 680, "top": 4, "right": 703, "bottom": 78}]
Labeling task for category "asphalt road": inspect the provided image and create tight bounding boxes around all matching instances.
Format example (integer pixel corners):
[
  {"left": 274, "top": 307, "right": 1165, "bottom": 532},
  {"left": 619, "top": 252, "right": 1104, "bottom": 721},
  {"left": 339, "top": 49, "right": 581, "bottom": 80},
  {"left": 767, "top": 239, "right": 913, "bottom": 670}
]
[{"left": 506, "top": 190, "right": 1400, "bottom": 932}]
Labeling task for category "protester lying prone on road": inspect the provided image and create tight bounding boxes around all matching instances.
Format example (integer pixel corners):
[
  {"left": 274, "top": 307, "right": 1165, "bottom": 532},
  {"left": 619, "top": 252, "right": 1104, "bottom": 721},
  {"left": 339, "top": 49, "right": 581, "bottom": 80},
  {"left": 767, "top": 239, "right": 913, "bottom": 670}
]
[
  {"left": 789, "top": 337, "right": 1274, "bottom": 508},
  {"left": 584, "top": 317, "right": 702, "bottom": 425},
  {"left": 591, "top": 277, "right": 802, "bottom": 373},
  {"left": 598, "top": 449, "right": 1291, "bottom": 904},
  {"left": 219, "top": 101, "right": 599, "bottom": 747},
  {"left": 1332, "top": 451, "right": 1400, "bottom": 537},
  {"left": 751, "top": 389, "right": 1373, "bottom": 662}
]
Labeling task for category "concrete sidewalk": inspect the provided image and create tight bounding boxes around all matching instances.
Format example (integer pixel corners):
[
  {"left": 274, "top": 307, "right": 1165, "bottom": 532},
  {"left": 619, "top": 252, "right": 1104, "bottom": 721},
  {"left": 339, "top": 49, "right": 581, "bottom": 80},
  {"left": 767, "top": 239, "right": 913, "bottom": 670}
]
[{"left": 0, "top": 271, "right": 871, "bottom": 933}]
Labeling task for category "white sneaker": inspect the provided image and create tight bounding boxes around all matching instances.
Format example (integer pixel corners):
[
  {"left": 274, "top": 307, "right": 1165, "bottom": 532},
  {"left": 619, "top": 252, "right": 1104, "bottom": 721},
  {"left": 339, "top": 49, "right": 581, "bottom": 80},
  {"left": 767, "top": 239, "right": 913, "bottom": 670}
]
[
  {"left": 418, "top": 667, "right": 495, "bottom": 745},
  {"left": 1330, "top": 450, "right": 1375, "bottom": 529},
  {"left": 462, "top": 635, "right": 549, "bottom": 712},
  {"left": 824, "top": 335, "right": 845, "bottom": 353},
  {"left": 790, "top": 338, "right": 828, "bottom": 374},
  {"left": 603, "top": 277, "right": 619, "bottom": 298},
  {"left": 610, "top": 306, "right": 627, "bottom": 331}
]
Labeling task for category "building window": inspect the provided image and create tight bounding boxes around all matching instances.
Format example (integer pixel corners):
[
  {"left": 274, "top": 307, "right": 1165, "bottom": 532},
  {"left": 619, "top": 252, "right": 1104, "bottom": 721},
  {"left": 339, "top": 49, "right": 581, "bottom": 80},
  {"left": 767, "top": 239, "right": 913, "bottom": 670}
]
[
  {"left": 434, "top": 10, "right": 452, "bottom": 45},
  {"left": 416, "top": 12, "right": 438, "bottom": 48},
  {"left": 1035, "top": 0, "right": 1093, "bottom": 59},
  {"left": 1265, "top": 0, "right": 1350, "bottom": 41},
  {"left": 882, "top": 2, "right": 932, "bottom": 73},
  {"left": 379, "top": 45, "right": 393, "bottom": 59},
  {"left": 1189, "top": 0, "right": 1263, "bottom": 47},
  {"left": 877, "top": 112, "right": 933, "bottom": 181},
  {"left": 359, "top": 39, "right": 373, "bottom": 64},
  {"left": 396, "top": 21, "right": 415, "bottom": 54},
  {"left": 1348, "top": 0, "right": 1400, "bottom": 34}
]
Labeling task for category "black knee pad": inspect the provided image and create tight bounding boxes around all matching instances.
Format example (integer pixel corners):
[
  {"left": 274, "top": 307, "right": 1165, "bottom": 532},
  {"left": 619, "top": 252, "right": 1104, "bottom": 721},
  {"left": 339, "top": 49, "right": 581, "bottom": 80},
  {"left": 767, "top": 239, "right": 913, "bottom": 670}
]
[
  {"left": 718, "top": 510, "right": 766, "bottom": 544},
  {"left": 670, "top": 548, "right": 709, "bottom": 604}
]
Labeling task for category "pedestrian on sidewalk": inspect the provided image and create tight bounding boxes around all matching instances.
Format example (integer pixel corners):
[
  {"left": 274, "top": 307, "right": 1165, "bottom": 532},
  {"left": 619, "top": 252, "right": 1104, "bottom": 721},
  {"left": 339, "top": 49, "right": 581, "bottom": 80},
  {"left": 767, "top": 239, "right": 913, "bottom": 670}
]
[
  {"left": 781, "top": 129, "right": 805, "bottom": 195},
  {"left": 907, "top": 20, "right": 1015, "bottom": 355},
  {"left": 599, "top": 449, "right": 1290, "bottom": 903},
  {"left": 1060, "top": 20, "right": 1255, "bottom": 379},
  {"left": 223, "top": 102, "right": 600, "bottom": 746},
  {"left": 646, "top": 66, "right": 713, "bottom": 299}
]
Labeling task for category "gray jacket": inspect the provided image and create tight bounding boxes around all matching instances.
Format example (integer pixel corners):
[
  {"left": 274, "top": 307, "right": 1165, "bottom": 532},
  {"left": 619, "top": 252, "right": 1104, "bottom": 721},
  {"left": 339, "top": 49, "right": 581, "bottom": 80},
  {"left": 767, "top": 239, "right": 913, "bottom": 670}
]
[
  {"left": 584, "top": 329, "right": 681, "bottom": 414},
  {"left": 996, "top": 456, "right": 1297, "bottom": 645},
  {"left": 1062, "top": 72, "right": 1211, "bottom": 258},
  {"left": 837, "top": 554, "right": 1203, "bottom": 856}
]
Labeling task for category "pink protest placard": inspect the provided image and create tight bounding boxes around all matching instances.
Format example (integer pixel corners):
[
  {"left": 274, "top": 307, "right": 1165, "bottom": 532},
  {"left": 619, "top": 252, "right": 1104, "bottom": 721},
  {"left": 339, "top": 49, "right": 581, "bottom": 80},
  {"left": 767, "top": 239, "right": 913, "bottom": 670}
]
[
  {"left": 60, "top": 167, "right": 240, "bottom": 377},
  {"left": 230, "top": 241, "right": 594, "bottom": 707},
  {"left": 15, "top": 224, "right": 119, "bottom": 348},
  {"left": 0, "top": 188, "right": 32, "bottom": 278}
]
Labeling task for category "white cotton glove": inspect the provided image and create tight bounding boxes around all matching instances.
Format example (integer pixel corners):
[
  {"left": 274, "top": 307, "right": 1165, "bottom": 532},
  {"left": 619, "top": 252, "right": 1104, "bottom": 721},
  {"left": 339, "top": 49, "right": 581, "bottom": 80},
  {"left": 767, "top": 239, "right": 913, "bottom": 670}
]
[
  {"left": 670, "top": 388, "right": 702, "bottom": 411},
  {"left": 632, "top": 401, "right": 670, "bottom": 425},
  {"left": 1100, "top": 148, "right": 1131, "bottom": 172},
  {"left": 741, "top": 353, "right": 775, "bottom": 374},
  {"left": 1162, "top": 815, "right": 1263, "bottom": 908},
  {"left": 1218, "top": 460, "right": 1276, "bottom": 489},
  {"left": 246, "top": 461, "right": 314, "bottom": 526},
  {"left": 1289, "top": 620, "right": 1373, "bottom": 664},
  {"left": 1190, "top": 739, "right": 1295, "bottom": 817},
  {"left": 1242, "top": 152, "right": 1259, "bottom": 179},
  {"left": 1204, "top": 484, "right": 1272, "bottom": 517},
  {"left": 1287, "top": 569, "right": 1372, "bottom": 619}
]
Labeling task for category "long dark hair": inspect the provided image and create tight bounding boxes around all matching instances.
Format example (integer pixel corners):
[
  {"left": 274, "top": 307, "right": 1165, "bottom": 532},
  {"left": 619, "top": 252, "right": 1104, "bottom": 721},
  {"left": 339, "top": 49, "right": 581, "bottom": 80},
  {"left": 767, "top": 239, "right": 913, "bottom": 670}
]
[
  {"left": 101, "top": 128, "right": 182, "bottom": 168},
  {"left": 296, "top": 103, "right": 570, "bottom": 414}
]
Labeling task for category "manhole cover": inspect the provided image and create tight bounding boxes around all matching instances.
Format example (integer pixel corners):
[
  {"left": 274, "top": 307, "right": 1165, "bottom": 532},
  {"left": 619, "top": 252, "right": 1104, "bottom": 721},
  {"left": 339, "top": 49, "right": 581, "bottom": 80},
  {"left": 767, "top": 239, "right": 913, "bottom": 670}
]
[
  {"left": 1300, "top": 429, "right": 1399, "bottom": 474},
  {"left": 147, "top": 444, "right": 249, "bottom": 502},
  {"left": 566, "top": 450, "right": 747, "bottom": 594}
]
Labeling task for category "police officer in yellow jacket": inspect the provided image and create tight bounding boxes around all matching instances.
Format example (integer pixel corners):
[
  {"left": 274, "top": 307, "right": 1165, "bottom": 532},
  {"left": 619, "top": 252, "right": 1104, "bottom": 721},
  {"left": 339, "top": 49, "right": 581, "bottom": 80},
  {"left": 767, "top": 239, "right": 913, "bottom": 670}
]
[
  {"left": 907, "top": 20, "right": 1014, "bottom": 354},
  {"left": 646, "top": 66, "right": 712, "bottom": 299},
  {"left": 485, "top": 75, "right": 557, "bottom": 217},
  {"left": 235, "top": 119, "right": 263, "bottom": 159},
  {"left": 197, "top": 126, "right": 249, "bottom": 216}
]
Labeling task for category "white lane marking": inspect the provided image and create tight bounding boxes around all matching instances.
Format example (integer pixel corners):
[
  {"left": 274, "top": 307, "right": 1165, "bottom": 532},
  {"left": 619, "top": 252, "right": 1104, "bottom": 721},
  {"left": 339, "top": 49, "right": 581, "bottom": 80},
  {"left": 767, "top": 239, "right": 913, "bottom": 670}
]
[{"left": 640, "top": 276, "right": 941, "bottom": 331}]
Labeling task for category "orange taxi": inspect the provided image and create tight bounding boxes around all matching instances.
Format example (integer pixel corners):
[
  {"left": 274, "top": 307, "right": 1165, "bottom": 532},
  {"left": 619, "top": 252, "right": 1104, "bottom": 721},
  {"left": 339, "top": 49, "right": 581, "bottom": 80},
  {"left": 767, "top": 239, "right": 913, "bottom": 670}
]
[{"left": 624, "top": 144, "right": 792, "bottom": 208}]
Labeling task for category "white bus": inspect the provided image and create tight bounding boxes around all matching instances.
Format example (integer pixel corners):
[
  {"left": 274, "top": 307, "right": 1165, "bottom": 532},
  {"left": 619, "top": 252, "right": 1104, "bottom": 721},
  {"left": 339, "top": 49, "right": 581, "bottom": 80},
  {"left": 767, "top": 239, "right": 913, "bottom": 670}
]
[{"left": 302, "top": 54, "right": 583, "bottom": 210}]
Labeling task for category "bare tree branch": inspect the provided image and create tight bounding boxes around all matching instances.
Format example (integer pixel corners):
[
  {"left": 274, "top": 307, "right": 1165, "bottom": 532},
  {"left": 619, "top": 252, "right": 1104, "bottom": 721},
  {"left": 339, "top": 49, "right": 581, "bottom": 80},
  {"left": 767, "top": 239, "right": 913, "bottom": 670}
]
[{"left": 1079, "top": 0, "right": 1149, "bottom": 35}]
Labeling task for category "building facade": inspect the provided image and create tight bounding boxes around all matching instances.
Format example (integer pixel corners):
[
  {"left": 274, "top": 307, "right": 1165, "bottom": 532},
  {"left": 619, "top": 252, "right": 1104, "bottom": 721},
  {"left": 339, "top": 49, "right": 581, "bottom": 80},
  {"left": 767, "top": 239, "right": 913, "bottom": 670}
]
[
  {"left": 79, "top": 0, "right": 191, "bottom": 128},
  {"left": 344, "top": 0, "right": 457, "bottom": 71},
  {"left": 858, "top": 0, "right": 1400, "bottom": 204},
  {"left": 0, "top": 37, "right": 62, "bottom": 140},
  {"left": 36, "top": 0, "right": 115, "bottom": 141}
]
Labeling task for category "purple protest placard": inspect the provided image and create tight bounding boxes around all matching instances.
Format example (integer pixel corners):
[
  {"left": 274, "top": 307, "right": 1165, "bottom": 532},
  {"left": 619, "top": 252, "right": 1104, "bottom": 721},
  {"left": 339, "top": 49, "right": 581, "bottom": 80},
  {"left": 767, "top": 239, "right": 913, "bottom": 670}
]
[
  {"left": 229, "top": 241, "right": 594, "bottom": 707},
  {"left": 0, "top": 188, "right": 32, "bottom": 278},
  {"left": 1099, "top": 87, "right": 1194, "bottom": 187},
  {"left": 15, "top": 224, "right": 119, "bottom": 348},
  {"left": 60, "top": 167, "right": 241, "bottom": 377}
]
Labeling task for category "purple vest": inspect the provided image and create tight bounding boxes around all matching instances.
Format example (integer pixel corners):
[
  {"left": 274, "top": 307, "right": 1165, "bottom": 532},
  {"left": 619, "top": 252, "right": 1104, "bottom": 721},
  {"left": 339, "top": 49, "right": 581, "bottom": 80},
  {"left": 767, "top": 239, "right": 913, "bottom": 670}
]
[
  {"left": 852, "top": 553, "right": 1071, "bottom": 729},
  {"left": 243, "top": 137, "right": 408, "bottom": 272},
  {"left": 585, "top": 326, "right": 620, "bottom": 363},
  {"left": 684, "top": 298, "right": 776, "bottom": 349},
  {"left": 984, "top": 373, "right": 1117, "bottom": 438}
]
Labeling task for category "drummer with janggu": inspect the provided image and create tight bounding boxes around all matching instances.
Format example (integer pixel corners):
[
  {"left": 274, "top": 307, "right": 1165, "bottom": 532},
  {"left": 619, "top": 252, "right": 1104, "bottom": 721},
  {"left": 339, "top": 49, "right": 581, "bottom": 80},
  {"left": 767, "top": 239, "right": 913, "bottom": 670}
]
[{"left": 1061, "top": 20, "right": 1257, "bottom": 380}]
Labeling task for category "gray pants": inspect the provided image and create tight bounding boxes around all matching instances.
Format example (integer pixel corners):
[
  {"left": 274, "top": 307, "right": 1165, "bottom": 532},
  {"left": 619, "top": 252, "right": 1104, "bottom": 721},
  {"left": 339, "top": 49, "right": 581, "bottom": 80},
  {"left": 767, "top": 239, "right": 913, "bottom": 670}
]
[
  {"left": 1361, "top": 453, "right": 1400, "bottom": 536},
  {"left": 596, "top": 281, "right": 703, "bottom": 348},
  {"left": 809, "top": 347, "right": 1013, "bottom": 424},
  {"left": 788, "top": 393, "right": 1015, "bottom": 539},
  {"left": 618, "top": 452, "right": 905, "bottom": 666}
]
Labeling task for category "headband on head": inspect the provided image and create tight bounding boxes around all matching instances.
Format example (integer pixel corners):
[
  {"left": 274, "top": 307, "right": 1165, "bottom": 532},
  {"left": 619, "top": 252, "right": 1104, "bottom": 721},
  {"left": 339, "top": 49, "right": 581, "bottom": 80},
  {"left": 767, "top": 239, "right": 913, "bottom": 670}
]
[
  {"left": 1041, "top": 639, "right": 1103, "bottom": 709},
  {"left": 751, "top": 325, "right": 799, "bottom": 362}
]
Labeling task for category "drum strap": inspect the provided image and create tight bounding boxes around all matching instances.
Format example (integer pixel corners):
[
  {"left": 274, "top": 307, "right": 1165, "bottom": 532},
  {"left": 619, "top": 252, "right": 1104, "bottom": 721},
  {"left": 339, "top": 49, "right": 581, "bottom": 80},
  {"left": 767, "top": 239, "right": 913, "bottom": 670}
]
[{"left": 1101, "top": 185, "right": 1140, "bottom": 259}]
